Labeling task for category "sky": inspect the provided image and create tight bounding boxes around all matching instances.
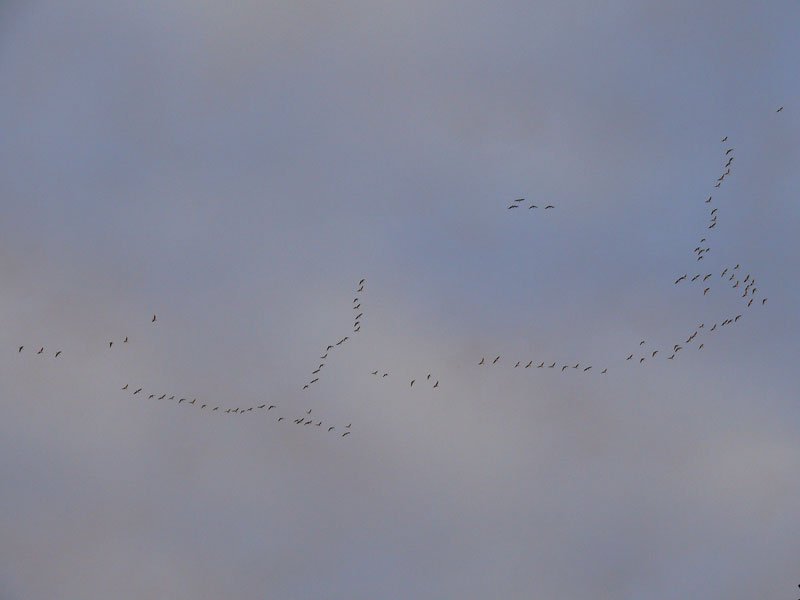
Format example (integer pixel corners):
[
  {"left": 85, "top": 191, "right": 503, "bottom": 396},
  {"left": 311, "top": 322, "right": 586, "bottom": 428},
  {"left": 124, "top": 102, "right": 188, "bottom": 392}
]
[{"left": 1, "top": 1, "right": 799, "bottom": 598}]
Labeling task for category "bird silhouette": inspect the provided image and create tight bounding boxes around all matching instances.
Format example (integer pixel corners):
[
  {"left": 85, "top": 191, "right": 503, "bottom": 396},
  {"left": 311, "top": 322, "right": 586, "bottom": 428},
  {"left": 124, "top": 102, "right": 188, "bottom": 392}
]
[
  {"left": 544, "top": 205, "right": 554, "bottom": 209},
  {"left": 123, "top": 337, "right": 128, "bottom": 343},
  {"left": 493, "top": 356, "right": 500, "bottom": 364},
  {"left": 371, "top": 370, "right": 378, "bottom": 375},
  {"left": 152, "top": 315, "right": 157, "bottom": 323},
  {"left": 721, "top": 136, "right": 728, "bottom": 142},
  {"left": 37, "top": 347, "right": 44, "bottom": 355},
  {"left": 626, "top": 354, "right": 633, "bottom": 360},
  {"left": 776, "top": 106, "right": 783, "bottom": 112},
  {"left": 133, "top": 388, "right": 142, "bottom": 395},
  {"left": 433, "top": 381, "right": 439, "bottom": 388},
  {"left": 122, "top": 384, "right": 129, "bottom": 390},
  {"left": 54, "top": 351, "right": 61, "bottom": 357},
  {"left": 18, "top": 346, "right": 23, "bottom": 353},
  {"left": 329, "top": 426, "right": 335, "bottom": 432},
  {"left": 410, "top": 380, "right": 415, "bottom": 387},
  {"left": 479, "top": 357, "right": 485, "bottom": 365},
  {"left": 342, "top": 432, "right": 351, "bottom": 437}
]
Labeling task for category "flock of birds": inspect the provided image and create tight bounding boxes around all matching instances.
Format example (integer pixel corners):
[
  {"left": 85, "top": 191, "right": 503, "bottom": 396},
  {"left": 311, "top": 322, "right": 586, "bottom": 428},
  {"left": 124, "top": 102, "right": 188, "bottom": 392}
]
[
  {"left": 11, "top": 108, "right": 786, "bottom": 439},
  {"left": 507, "top": 198, "right": 555, "bottom": 210}
]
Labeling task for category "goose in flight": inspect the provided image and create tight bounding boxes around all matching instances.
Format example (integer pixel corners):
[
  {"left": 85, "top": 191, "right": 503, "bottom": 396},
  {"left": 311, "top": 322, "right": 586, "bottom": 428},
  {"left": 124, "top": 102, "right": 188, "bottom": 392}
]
[
  {"left": 152, "top": 314, "right": 157, "bottom": 323},
  {"left": 492, "top": 356, "right": 500, "bottom": 364},
  {"left": 37, "top": 347, "right": 44, "bottom": 354},
  {"left": 18, "top": 346, "right": 23, "bottom": 353},
  {"left": 776, "top": 106, "right": 783, "bottom": 112},
  {"left": 54, "top": 350, "right": 62, "bottom": 358},
  {"left": 544, "top": 205, "right": 554, "bottom": 209}
]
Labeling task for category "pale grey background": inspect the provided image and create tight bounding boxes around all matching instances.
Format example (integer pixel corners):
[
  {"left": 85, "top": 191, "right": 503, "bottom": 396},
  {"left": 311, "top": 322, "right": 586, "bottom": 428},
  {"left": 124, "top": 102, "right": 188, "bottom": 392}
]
[{"left": 1, "top": 1, "right": 799, "bottom": 598}]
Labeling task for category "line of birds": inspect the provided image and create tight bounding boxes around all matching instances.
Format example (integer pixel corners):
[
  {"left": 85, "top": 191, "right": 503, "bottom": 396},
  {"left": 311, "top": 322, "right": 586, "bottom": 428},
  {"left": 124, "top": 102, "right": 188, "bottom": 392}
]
[
  {"left": 506, "top": 198, "right": 555, "bottom": 210},
  {"left": 301, "top": 279, "right": 365, "bottom": 391},
  {"left": 120, "top": 385, "right": 353, "bottom": 436},
  {"left": 477, "top": 355, "right": 608, "bottom": 374}
]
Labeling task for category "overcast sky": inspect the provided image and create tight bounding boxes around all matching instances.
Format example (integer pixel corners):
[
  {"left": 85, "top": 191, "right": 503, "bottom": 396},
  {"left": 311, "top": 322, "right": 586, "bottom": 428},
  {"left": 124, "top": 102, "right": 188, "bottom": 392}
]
[{"left": 1, "top": 1, "right": 799, "bottom": 599}]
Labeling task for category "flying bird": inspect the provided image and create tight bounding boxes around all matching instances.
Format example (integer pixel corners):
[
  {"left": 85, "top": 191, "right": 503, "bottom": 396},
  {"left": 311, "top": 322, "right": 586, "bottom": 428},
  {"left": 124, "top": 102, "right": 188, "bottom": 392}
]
[
  {"left": 37, "top": 347, "right": 44, "bottom": 354},
  {"left": 410, "top": 380, "right": 415, "bottom": 387},
  {"left": 626, "top": 354, "right": 633, "bottom": 360},
  {"left": 54, "top": 350, "right": 61, "bottom": 357},
  {"left": 122, "top": 384, "right": 128, "bottom": 390},
  {"left": 492, "top": 356, "right": 500, "bottom": 364},
  {"left": 152, "top": 315, "right": 156, "bottom": 323},
  {"left": 544, "top": 205, "right": 554, "bottom": 209},
  {"left": 342, "top": 432, "right": 351, "bottom": 437},
  {"left": 776, "top": 106, "right": 783, "bottom": 112},
  {"left": 18, "top": 346, "right": 23, "bottom": 353},
  {"left": 133, "top": 388, "right": 142, "bottom": 395},
  {"left": 721, "top": 136, "right": 728, "bottom": 142}
]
